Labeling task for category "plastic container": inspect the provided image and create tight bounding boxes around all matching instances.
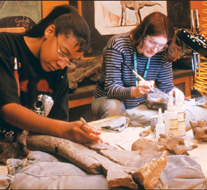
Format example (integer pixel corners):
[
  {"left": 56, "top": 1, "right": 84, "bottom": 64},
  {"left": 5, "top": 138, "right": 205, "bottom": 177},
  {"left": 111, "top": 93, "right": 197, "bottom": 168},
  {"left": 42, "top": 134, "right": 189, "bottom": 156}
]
[
  {"left": 175, "top": 101, "right": 186, "bottom": 138},
  {"left": 164, "top": 95, "right": 178, "bottom": 136},
  {"left": 156, "top": 108, "right": 165, "bottom": 141}
]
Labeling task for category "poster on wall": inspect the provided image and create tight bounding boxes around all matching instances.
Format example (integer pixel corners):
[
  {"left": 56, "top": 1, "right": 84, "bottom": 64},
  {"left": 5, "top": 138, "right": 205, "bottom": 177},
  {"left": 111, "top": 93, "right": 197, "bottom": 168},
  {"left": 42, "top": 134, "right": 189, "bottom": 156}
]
[
  {"left": 82, "top": 1, "right": 190, "bottom": 58},
  {"left": 82, "top": 1, "right": 166, "bottom": 57},
  {"left": 94, "top": 1, "right": 166, "bottom": 35},
  {"left": 167, "top": 1, "right": 191, "bottom": 29},
  {"left": 0, "top": 1, "right": 42, "bottom": 31}
]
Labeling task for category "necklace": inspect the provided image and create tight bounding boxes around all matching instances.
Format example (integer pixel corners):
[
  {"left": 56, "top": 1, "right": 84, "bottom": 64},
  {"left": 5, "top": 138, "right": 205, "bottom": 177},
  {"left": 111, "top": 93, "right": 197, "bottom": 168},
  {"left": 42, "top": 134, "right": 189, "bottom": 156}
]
[{"left": 133, "top": 47, "right": 151, "bottom": 104}]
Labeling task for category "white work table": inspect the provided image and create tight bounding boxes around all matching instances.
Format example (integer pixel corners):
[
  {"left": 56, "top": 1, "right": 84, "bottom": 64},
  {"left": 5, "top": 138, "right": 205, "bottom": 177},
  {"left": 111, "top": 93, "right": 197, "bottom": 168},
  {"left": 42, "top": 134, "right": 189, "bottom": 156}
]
[{"left": 0, "top": 115, "right": 207, "bottom": 183}]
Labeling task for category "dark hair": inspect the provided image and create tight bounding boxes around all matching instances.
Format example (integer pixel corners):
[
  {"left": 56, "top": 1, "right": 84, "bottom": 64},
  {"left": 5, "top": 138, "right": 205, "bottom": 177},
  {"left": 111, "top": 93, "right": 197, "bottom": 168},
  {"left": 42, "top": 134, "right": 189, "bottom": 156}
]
[
  {"left": 24, "top": 4, "right": 90, "bottom": 52},
  {"left": 130, "top": 11, "right": 178, "bottom": 62}
]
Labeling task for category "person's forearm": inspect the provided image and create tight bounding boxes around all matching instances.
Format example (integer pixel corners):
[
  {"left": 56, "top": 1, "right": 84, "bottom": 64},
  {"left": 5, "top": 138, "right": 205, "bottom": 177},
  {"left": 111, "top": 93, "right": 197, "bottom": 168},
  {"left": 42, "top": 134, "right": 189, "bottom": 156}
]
[
  {"left": 0, "top": 103, "right": 66, "bottom": 138},
  {"left": 105, "top": 84, "right": 132, "bottom": 100},
  {"left": 1, "top": 103, "right": 103, "bottom": 143}
]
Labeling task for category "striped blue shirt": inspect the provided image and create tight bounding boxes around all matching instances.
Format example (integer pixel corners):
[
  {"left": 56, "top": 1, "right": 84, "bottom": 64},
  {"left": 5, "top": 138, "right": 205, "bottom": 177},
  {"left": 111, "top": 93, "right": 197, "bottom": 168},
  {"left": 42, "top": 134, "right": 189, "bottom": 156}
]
[{"left": 94, "top": 32, "right": 174, "bottom": 109}]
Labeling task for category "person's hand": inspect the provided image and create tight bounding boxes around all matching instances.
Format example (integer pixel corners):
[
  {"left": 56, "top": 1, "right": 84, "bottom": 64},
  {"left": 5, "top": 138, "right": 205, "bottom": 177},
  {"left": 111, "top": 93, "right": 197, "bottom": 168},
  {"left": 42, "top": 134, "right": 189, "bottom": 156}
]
[
  {"left": 62, "top": 120, "right": 104, "bottom": 144},
  {"left": 168, "top": 87, "right": 185, "bottom": 103},
  {"left": 131, "top": 80, "right": 154, "bottom": 98}
]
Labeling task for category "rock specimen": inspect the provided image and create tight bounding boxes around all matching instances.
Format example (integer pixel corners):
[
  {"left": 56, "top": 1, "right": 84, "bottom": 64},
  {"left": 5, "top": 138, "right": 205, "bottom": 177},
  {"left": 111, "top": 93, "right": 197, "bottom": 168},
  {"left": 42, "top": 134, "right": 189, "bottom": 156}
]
[
  {"left": 139, "top": 129, "right": 151, "bottom": 137},
  {"left": 132, "top": 136, "right": 198, "bottom": 156},
  {"left": 25, "top": 132, "right": 168, "bottom": 189},
  {"left": 158, "top": 134, "right": 198, "bottom": 155},
  {"left": 67, "top": 55, "right": 103, "bottom": 91},
  {"left": 190, "top": 120, "right": 207, "bottom": 141},
  {"left": 145, "top": 88, "right": 175, "bottom": 111},
  {"left": 0, "top": 131, "right": 29, "bottom": 163},
  {"left": 131, "top": 137, "right": 165, "bottom": 152}
]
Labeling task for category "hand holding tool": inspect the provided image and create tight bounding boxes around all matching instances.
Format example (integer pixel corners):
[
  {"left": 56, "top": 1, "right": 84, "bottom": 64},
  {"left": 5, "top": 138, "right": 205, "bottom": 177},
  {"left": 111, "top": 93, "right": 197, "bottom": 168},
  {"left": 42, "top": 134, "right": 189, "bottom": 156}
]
[{"left": 122, "top": 62, "right": 154, "bottom": 92}]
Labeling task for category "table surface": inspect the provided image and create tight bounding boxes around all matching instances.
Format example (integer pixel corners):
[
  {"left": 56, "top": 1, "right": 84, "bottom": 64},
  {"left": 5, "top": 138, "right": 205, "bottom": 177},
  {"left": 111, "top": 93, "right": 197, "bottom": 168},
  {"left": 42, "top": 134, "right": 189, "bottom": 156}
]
[
  {"left": 1, "top": 115, "right": 207, "bottom": 181},
  {"left": 89, "top": 115, "right": 207, "bottom": 180}
]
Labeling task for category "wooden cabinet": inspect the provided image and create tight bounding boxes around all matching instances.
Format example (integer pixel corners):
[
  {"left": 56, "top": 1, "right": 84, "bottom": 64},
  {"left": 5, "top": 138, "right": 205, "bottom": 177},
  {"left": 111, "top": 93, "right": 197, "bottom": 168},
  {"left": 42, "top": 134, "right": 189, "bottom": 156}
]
[{"left": 173, "top": 70, "right": 193, "bottom": 98}]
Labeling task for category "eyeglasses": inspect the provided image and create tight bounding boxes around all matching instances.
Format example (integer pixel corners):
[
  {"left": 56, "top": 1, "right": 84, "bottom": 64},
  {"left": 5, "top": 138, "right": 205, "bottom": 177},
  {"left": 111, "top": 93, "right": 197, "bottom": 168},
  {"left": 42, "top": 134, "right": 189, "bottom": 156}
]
[
  {"left": 144, "top": 36, "right": 168, "bottom": 51},
  {"left": 56, "top": 37, "right": 76, "bottom": 68}
]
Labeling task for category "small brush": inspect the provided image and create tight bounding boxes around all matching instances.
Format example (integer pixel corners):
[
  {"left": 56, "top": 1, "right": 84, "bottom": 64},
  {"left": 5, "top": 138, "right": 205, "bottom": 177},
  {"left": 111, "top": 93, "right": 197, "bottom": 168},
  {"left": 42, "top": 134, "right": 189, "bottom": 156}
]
[
  {"left": 122, "top": 61, "right": 154, "bottom": 92},
  {"left": 80, "top": 117, "right": 87, "bottom": 124}
]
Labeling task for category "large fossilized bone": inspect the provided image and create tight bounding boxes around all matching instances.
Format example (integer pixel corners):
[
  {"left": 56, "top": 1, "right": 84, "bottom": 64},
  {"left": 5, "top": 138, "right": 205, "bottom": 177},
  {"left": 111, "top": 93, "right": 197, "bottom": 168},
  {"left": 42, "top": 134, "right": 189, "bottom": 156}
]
[
  {"left": 26, "top": 133, "right": 167, "bottom": 189},
  {"left": 86, "top": 143, "right": 167, "bottom": 189}
]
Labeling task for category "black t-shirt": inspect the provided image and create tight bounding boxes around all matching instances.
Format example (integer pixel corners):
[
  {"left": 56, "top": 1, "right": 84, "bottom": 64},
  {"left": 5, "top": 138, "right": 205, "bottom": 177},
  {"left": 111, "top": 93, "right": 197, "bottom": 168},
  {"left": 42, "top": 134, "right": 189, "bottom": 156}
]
[{"left": 0, "top": 33, "right": 69, "bottom": 138}]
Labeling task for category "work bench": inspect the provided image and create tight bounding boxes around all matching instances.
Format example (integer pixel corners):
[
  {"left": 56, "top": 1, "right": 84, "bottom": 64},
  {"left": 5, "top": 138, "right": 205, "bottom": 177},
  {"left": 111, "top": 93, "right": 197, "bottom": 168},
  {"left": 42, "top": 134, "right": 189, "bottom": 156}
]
[{"left": 0, "top": 114, "right": 207, "bottom": 188}]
